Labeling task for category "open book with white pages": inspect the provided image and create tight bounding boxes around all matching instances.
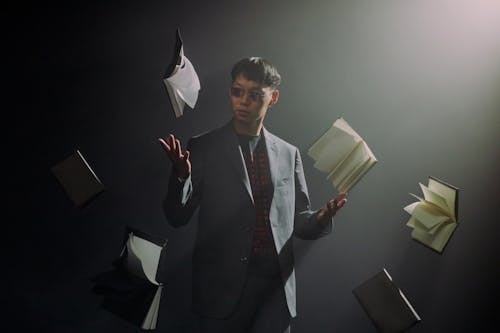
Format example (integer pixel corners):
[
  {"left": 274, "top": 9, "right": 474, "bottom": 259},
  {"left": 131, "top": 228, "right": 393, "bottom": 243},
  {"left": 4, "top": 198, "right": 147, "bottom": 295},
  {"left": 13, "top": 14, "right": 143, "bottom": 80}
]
[
  {"left": 308, "top": 117, "right": 377, "bottom": 192},
  {"left": 404, "top": 176, "right": 459, "bottom": 253},
  {"left": 162, "top": 28, "right": 200, "bottom": 118},
  {"left": 92, "top": 228, "right": 168, "bottom": 330}
]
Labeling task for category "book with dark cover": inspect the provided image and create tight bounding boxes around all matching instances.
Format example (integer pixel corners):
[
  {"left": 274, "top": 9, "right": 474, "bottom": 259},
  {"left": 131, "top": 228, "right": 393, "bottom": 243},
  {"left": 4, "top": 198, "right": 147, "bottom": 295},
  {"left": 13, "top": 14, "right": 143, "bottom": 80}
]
[
  {"left": 162, "top": 28, "right": 200, "bottom": 118},
  {"left": 164, "top": 28, "right": 183, "bottom": 78},
  {"left": 353, "top": 268, "right": 421, "bottom": 333},
  {"left": 51, "top": 149, "right": 104, "bottom": 207},
  {"left": 404, "top": 176, "right": 459, "bottom": 253},
  {"left": 92, "top": 228, "right": 168, "bottom": 330}
]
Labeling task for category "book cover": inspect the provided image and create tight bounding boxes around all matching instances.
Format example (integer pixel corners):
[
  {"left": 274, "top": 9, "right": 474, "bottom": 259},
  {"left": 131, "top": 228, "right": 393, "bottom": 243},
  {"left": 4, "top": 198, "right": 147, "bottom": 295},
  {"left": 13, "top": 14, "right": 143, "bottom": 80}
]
[
  {"left": 51, "top": 149, "right": 105, "bottom": 207},
  {"left": 353, "top": 268, "right": 421, "bottom": 333}
]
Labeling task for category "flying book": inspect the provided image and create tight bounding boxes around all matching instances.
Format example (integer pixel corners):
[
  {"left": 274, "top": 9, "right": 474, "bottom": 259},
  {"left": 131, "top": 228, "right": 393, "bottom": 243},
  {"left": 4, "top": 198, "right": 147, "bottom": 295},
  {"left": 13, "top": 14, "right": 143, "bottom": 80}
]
[
  {"left": 51, "top": 149, "right": 105, "bottom": 207},
  {"left": 308, "top": 117, "right": 377, "bottom": 192},
  {"left": 92, "top": 228, "right": 168, "bottom": 330},
  {"left": 353, "top": 268, "right": 421, "bottom": 333},
  {"left": 403, "top": 176, "right": 459, "bottom": 253},
  {"left": 162, "top": 28, "right": 200, "bottom": 118}
]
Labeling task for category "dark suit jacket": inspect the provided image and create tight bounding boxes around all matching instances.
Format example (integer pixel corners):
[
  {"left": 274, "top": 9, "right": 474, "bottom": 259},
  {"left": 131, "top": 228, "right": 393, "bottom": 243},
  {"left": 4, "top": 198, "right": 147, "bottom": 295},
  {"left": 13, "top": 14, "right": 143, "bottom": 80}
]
[{"left": 164, "top": 121, "right": 333, "bottom": 318}]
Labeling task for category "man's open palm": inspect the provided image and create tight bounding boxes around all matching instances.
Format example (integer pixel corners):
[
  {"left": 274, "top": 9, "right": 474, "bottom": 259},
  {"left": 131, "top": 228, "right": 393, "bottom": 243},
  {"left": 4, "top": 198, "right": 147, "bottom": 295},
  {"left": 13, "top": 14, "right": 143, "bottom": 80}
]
[{"left": 159, "top": 134, "right": 191, "bottom": 179}]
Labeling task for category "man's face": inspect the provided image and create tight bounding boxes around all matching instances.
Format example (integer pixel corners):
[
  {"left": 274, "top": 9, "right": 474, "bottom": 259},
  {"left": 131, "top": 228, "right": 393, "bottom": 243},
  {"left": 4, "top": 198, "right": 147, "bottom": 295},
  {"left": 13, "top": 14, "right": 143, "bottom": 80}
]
[{"left": 230, "top": 74, "right": 278, "bottom": 126}]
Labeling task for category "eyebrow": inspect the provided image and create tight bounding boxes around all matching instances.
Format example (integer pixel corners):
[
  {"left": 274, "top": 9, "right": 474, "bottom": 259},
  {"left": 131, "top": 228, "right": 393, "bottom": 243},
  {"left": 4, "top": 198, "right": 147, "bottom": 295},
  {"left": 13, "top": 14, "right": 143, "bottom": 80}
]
[{"left": 231, "top": 83, "right": 265, "bottom": 92}]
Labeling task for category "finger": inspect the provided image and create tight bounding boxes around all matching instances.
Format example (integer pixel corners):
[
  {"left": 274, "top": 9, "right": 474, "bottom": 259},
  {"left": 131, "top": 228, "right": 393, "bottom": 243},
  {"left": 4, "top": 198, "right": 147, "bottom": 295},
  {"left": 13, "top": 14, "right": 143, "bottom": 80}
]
[
  {"left": 183, "top": 150, "right": 190, "bottom": 161},
  {"left": 175, "top": 139, "right": 182, "bottom": 159},
  {"left": 327, "top": 200, "right": 336, "bottom": 213},
  {"left": 169, "top": 135, "right": 177, "bottom": 153},
  {"left": 158, "top": 137, "right": 170, "bottom": 149},
  {"left": 336, "top": 198, "right": 347, "bottom": 209},
  {"left": 166, "top": 134, "right": 173, "bottom": 145},
  {"left": 158, "top": 138, "right": 172, "bottom": 155}
]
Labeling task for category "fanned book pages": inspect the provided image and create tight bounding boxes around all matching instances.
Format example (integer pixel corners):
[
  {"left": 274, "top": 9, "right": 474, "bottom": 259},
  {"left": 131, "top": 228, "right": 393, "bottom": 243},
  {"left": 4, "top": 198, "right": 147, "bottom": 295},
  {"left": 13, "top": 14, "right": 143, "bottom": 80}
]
[
  {"left": 92, "top": 228, "right": 168, "bottom": 330},
  {"left": 51, "top": 149, "right": 105, "bottom": 207},
  {"left": 404, "top": 176, "right": 459, "bottom": 253},
  {"left": 162, "top": 28, "right": 201, "bottom": 118},
  {"left": 353, "top": 268, "right": 421, "bottom": 333},
  {"left": 308, "top": 117, "right": 377, "bottom": 192}
]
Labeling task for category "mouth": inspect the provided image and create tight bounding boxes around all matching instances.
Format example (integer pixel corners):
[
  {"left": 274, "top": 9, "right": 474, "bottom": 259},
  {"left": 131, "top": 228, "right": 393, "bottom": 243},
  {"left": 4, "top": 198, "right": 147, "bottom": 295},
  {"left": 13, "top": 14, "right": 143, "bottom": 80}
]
[{"left": 236, "top": 109, "right": 249, "bottom": 116}]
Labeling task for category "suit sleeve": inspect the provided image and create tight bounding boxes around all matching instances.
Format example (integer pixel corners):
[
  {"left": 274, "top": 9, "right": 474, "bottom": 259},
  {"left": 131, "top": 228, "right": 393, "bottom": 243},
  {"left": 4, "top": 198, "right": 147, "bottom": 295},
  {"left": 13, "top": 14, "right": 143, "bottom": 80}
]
[
  {"left": 163, "top": 138, "right": 203, "bottom": 227},
  {"left": 293, "top": 148, "right": 334, "bottom": 239}
]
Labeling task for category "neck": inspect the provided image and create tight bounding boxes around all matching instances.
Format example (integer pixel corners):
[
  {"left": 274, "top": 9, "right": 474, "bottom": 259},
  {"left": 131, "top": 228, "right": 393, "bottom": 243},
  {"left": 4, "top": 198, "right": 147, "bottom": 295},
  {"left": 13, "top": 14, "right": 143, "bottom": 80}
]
[{"left": 232, "top": 118, "right": 263, "bottom": 136}]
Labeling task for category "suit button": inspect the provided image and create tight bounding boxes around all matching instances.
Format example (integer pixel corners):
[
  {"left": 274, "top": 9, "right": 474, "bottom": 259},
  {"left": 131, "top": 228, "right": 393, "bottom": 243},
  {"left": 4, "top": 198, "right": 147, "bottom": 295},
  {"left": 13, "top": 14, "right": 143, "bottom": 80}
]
[{"left": 240, "top": 256, "right": 248, "bottom": 262}]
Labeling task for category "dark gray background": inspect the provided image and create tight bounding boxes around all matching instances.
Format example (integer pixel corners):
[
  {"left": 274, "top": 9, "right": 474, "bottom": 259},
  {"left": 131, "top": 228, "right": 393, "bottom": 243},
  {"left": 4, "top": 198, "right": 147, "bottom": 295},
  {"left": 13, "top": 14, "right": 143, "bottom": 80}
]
[{"left": 8, "top": 0, "right": 500, "bottom": 332}]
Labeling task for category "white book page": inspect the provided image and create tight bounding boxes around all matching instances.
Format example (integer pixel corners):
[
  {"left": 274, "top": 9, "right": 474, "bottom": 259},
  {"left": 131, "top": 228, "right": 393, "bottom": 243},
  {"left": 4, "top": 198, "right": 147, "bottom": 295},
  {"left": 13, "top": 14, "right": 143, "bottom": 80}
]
[
  {"left": 406, "top": 215, "right": 418, "bottom": 228},
  {"left": 408, "top": 216, "right": 445, "bottom": 238},
  {"left": 427, "top": 220, "right": 446, "bottom": 235},
  {"left": 308, "top": 124, "right": 359, "bottom": 173},
  {"left": 335, "top": 156, "right": 370, "bottom": 192},
  {"left": 410, "top": 218, "right": 428, "bottom": 232},
  {"left": 336, "top": 148, "right": 377, "bottom": 192},
  {"left": 411, "top": 202, "right": 450, "bottom": 230},
  {"left": 309, "top": 118, "right": 377, "bottom": 191},
  {"left": 404, "top": 202, "right": 420, "bottom": 215},
  {"left": 409, "top": 192, "right": 453, "bottom": 222},
  {"left": 409, "top": 192, "right": 424, "bottom": 202},
  {"left": 411, "top": 222, "right": 457, "bottom": 253},
  {"left": 124, "top": 237, "right": 145, "bottom": 280},
  {"left": 428, "top": 178, "right": 457, "bottom": 219},
  {"left": 164, "top": 81, "right": 185, "bottom": 117},
  {"left": 326, "top": 141, "right": 368, "bottom": 189},
  {"left": 141, "top": 286, "right": 163, "bottom": 330},
  {"left": 334, "top": 117, "right": 362, "bottom": 140},
  {"left": 360, "top": 138, "right": 377, "bottom": 161},
  {"left": 419, "top": 183, "right": 450, "bottom": 214},
  {"left": 149, "top": 286, "right": 162, "bottom": 330},
  {"left": 166, "top": 55, "right": 200, "bottom": 108},
  {"left": 127, "top": 233, "right": 162, "bottom": 285}
]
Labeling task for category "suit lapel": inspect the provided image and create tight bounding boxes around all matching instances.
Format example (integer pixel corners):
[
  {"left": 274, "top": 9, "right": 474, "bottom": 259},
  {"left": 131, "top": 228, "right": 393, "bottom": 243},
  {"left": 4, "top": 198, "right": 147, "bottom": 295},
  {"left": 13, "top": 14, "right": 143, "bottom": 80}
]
[
  {"left": 223, "top": 122, "right": 254, "bottom": 205},
  {"left": 263, "top": 127, "right": 279, "bottom": 191},
  {"left": 223, "top": 123, "right": 280, "bottom": 206}
]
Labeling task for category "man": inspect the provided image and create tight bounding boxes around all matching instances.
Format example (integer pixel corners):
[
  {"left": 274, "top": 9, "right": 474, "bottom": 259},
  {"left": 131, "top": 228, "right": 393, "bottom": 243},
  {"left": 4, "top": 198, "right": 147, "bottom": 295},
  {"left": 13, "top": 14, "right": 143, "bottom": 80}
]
[{"left": 159, "top": 57, "right": 346, "bottom": 333}]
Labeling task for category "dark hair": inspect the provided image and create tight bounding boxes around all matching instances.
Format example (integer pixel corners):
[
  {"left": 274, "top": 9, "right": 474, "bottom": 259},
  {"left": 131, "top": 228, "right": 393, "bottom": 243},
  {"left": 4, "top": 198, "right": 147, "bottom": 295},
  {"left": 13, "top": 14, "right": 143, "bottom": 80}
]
[{"left": 231, "top": 57, "right": 281, "bottom": 89}]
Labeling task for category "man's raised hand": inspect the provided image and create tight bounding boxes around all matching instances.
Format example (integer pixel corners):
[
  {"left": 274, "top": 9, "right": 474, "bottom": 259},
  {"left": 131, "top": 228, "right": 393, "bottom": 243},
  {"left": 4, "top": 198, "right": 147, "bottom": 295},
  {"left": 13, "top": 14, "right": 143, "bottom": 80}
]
[
  {"left": 159, "top": 134, "right": 191, "bottom": 179},
  {"left": 316, "top": 192, "right": 347, "bottom": 224}
]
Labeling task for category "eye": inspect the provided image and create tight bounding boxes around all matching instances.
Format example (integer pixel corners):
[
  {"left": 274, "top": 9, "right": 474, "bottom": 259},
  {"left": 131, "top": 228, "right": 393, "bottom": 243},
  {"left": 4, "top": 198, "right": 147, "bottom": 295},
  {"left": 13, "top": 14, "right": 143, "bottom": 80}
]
[
  {"left": 248, "top": 91, "right": 264, "bottom": 101},
  {"left": 231, "top": 87, "right": 245, "bottom": 97}
]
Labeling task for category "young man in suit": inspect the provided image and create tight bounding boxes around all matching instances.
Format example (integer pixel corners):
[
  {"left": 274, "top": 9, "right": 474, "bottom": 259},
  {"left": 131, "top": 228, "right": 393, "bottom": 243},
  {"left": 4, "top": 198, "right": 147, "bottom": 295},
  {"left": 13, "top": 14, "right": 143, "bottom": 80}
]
[{"left": 159, "top": 57, "right": 347, "bottom": 333}]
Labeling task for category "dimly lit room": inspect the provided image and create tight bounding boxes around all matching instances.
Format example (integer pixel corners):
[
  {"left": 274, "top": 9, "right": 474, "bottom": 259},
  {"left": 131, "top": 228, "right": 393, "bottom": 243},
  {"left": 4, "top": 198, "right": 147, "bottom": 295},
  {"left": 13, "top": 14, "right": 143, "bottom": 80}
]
[{"left": 7, "top": 0, "right": 500, "bottom": 332}]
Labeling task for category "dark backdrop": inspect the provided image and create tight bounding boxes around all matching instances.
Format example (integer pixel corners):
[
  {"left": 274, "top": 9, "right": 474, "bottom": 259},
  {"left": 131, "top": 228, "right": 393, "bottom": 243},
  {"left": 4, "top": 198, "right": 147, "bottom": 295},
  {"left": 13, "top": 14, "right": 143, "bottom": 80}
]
[{"left": 8, "top": 0, "right": 500, "bottom": 332}]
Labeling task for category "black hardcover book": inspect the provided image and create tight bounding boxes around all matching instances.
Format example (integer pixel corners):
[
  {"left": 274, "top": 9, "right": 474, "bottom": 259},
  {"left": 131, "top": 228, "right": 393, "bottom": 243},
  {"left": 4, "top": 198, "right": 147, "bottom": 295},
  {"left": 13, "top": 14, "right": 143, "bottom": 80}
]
[
  {"left": 92, "top": 227, "right": 168, "bottom": 330},
  {"left": 164, "top": 28, "right": 183, "bottom": 79},
  {"left": 353, "top": 268, "right": 421, "bottom": 333},
  {"left": 51, "top": 149, "right": 104, "bottom": 207}
]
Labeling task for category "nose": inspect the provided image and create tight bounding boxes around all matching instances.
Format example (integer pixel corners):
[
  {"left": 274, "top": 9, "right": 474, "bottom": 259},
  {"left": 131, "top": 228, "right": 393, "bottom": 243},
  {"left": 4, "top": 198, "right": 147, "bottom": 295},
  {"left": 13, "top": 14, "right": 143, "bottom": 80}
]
[{"left": 240, "top": 92, "right": 252, "bottom": 105}]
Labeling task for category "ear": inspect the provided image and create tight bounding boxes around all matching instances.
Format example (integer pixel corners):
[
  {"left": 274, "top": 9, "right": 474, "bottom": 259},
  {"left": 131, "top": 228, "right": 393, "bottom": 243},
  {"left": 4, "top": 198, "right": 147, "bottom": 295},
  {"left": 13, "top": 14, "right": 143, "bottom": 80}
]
[{"left": 270, "top": 89, "right": 280, "bottom": 106}]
